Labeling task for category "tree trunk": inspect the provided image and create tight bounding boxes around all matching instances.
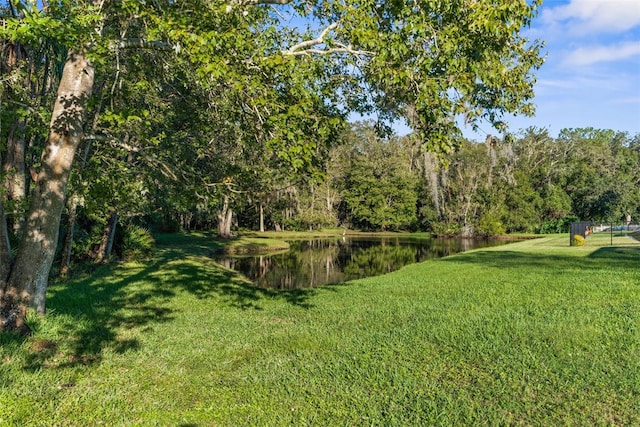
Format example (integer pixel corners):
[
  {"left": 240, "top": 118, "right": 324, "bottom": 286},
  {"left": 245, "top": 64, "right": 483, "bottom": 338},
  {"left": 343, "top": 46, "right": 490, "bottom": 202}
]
[
  {"left": 325, "top": 185, "right": 333, "bottom": 215},
  {"left": 259, "top": 202, "right": 265, "bottom": 232},
  {"left": 4, "top": 122, "right": 27, "bottom": 190},
  {"left": 60, "top": 197, "right": 79, "bottom": 276},
  {"left": 0, "top": 200, "right": 13, "bottom": 281},
  {"left": 0, "top": 48, "right": 95, "bottom": 332},
  {"left": 217, "top": 195, "right": 233, "bottom": 239},
  {"left": 423, "top": 151, "right": 441, "bottom": 219},
  {"left": 96, "top": 212, "right": 118, "bottom": 263},
  {"left": 4, "top": 126, "right": 27, "bottom": 238},
  {"left": 486, "top": 135, "right": 497, "bottom": 187}
]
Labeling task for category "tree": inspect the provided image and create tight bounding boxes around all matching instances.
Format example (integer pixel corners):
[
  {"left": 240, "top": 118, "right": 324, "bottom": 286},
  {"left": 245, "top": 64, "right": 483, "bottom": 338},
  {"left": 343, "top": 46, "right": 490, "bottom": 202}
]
[
  {"left": 0, "top": 0, "right": 144, "bottom": 333},
  {"left": 558, "top": 129, "right": 640, "bottom": 223},
  {"left": 501, "top": 170, "right": 543, "bottom": 233},
  {"left": 341, "top": 123, "right": 418, "bottom": 231}
]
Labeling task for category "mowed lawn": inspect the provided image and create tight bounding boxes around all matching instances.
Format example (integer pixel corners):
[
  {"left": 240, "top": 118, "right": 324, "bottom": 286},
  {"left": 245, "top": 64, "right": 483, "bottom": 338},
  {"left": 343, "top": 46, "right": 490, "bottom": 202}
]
[{"left": 1, "top": 232, "right": 639, "bottom": 425}]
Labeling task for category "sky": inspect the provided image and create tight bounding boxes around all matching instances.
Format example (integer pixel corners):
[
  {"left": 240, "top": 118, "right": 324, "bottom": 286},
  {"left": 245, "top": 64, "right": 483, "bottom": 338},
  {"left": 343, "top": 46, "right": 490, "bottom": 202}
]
[{"left": 458, "top": 0, "right": 640, "bottom": 141}]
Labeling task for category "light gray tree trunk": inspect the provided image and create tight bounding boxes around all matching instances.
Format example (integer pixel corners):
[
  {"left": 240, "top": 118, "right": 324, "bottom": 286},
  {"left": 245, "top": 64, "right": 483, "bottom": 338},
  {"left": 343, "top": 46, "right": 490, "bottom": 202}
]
[
  {"left": 0, "top": 48, "right": 95, "bottom": 332},
  {"left": 485, "top": 135, "right": 497, "bottom": 187},
  {"left": 259, "top": 202, "right": 265, "bottom": 232},
  {"left": 217, "top": 195, "right": 233, "bottom": 239},
  {"left": 423, "top": 151, "right": 441, "bottom": 219},
  {"left": 4, "top": 120, "right": 27, "bottom": 200}
]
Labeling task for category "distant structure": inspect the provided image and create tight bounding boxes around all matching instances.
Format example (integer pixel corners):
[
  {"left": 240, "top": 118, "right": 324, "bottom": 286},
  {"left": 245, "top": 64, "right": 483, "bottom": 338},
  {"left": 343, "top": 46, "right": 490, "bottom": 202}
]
[{"left": 570, "top": 221, "right": 591, "bottom": 246}]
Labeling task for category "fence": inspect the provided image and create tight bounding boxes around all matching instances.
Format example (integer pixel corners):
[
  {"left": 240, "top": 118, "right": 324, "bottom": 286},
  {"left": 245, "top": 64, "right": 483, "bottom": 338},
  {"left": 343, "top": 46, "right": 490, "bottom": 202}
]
[{"left": 592, "top": 223, "right": 640, "bottom": 233}]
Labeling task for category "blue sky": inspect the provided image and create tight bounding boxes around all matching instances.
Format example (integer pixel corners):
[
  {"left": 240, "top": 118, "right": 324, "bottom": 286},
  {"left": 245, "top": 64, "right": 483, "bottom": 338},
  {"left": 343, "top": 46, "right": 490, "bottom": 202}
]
[{"left": 459, "top": 0, "right": 640, "bottom": 141}]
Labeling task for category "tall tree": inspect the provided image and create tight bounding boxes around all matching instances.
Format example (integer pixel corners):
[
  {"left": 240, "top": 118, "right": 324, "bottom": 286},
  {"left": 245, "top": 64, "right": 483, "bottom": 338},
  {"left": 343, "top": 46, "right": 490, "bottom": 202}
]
[
  {"left": 341, "top": 123, "right": 418, "bottom": 231},
  {"left": 0, "top": 0, "right": 137, "bottom": 333}
]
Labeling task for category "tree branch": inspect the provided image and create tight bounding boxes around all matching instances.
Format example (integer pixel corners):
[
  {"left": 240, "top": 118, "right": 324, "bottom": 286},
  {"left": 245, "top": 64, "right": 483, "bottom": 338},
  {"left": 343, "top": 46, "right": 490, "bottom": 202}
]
[
  {"left": 225, "top": 0, "right": 290, "bottom": 12},
  {"left": 282, "top": 23, "right": 374, "bottom": 57},
  {"left": 114, "top": 38, "right": 173, "bottom": 51},
  {"left": 284, "top": 46, "right": 373, "bottom": 56},
  {"left": 85, "top": 135, "right": 179, "bottom": 181},
  {"left": 230, "top": 0, "right": 290, "bottom": 5},
  {"left": 286, "top": 22, "right": 338, "bottom": 53}
]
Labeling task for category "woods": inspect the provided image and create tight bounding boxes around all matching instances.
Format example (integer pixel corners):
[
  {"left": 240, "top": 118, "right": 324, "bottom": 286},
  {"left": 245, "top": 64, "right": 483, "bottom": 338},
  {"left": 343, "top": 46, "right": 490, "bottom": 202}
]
[
  {"left": 232, "top": 124, "right": 639, "bottom": 236},
  {"left": 0, "top": 0, "right": 600, "bottom": 334}
]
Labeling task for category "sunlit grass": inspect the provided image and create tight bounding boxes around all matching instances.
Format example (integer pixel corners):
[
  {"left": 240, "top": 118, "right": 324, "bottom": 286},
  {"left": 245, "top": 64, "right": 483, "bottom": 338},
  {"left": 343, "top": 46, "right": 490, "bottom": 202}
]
[{"left": 1, "top": 232, "right": 639, "bottom": 425}]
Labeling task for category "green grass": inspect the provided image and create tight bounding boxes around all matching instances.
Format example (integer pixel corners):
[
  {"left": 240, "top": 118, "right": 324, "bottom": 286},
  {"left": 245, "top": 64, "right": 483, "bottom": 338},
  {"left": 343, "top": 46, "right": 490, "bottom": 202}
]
[{"left": 1, "top": 232, "right": 639, "bottom": 425}]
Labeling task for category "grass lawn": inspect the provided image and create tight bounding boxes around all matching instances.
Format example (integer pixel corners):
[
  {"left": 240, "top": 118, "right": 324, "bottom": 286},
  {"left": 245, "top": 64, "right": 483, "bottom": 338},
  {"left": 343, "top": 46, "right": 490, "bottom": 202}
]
[{"left": 1, "top": 232, "right": 639, "bottom": 425}]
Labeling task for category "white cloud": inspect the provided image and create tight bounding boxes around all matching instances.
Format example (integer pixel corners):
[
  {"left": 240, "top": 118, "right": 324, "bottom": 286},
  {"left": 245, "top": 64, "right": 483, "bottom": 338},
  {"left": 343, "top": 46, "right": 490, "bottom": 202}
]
[
  {"left": 542, "top": 0, "right": 640, "bottom": 34},
  {"left": 562, "top": 40, "right": 640, "bottom": 65},
  {"left": 537, "top": 73, "right": 627, "bottom": 91}
]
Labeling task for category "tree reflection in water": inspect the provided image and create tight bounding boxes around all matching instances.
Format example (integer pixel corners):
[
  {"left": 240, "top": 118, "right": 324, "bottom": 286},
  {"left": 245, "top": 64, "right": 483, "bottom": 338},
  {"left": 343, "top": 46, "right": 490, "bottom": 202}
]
[{"left": 215, "top": 237, "right": 507, "bottom": 289}]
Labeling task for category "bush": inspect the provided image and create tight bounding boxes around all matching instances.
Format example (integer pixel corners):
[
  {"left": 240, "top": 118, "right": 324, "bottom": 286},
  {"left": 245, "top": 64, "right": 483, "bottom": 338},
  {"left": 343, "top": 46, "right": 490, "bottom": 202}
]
[
  {"left": 121, "top": 225, "right": 155, "bottom": 261},
  {"left": 429, "top": 221, "right": 460, "bottom": 236},
  {"left": 476, "top": 213, "right": 505, "bottom": 237},
  {"left": 572, "top": 234, "right": 586, "bottom": 246},
  {"left": 538, "top": 215, "right": 579, "bottom": 234}
]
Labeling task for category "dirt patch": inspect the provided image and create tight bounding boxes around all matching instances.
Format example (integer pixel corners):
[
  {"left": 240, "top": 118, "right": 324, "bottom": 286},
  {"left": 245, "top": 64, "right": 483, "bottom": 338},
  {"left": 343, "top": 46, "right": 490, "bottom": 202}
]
[{"left": 31, "top": 338, "right": 57, "bottom": 353}]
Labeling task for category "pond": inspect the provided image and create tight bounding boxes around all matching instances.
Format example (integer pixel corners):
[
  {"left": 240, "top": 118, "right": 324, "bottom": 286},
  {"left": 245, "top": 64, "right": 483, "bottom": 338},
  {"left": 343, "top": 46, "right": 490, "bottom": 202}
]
[{"left": 215, "top": 236, "right": 510, "bottom": 289}]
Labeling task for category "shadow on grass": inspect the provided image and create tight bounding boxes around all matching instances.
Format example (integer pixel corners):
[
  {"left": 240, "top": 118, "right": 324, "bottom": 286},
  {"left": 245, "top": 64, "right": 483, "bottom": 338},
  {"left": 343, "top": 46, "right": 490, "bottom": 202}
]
[
  {"left": 14, "top": 237, "right": 317, "bottom": 372},
  {"left": 156, "top": 251, "right": 316, "bottom": 310},
  {"left": 587, "top": 246, "right": 640, "bottom": 263}
]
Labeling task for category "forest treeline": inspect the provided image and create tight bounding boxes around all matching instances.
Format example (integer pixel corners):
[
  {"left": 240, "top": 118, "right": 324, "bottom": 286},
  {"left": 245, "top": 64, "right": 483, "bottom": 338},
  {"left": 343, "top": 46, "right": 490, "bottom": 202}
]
[{"left": 211, "top": 123, "right": 640, "bottom": 237}]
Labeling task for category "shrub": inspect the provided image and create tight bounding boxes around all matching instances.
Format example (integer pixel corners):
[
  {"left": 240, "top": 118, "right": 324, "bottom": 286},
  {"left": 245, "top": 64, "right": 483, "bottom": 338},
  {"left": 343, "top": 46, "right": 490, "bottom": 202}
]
[
  {"left": 429, "top": 221, "right": 460, "bottom": 236},
  {"left": 572, "top": 234, "right": 585, "bottom": 246},
  {"left": 538, "top": 215, "right": 579, "bottom": 234},
  {"left": 121, "top": 225, "right": 155, "bottom": 261},
  {"left": 476, "top": 213, "right": 505, "bottom": 237}
]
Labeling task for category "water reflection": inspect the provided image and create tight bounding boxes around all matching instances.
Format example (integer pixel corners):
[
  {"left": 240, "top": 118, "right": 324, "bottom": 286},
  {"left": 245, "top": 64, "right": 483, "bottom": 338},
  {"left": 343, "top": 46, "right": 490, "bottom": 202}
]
[{"left": 215, "top": 236, "right": 507, "bottom": 289}]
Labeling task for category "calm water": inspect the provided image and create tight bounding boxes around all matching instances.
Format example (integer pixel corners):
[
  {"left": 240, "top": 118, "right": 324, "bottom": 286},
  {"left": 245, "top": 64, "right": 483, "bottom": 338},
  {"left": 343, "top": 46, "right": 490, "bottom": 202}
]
[{"left": 215, "top": 236, "right": 509, "bottom": 289}]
